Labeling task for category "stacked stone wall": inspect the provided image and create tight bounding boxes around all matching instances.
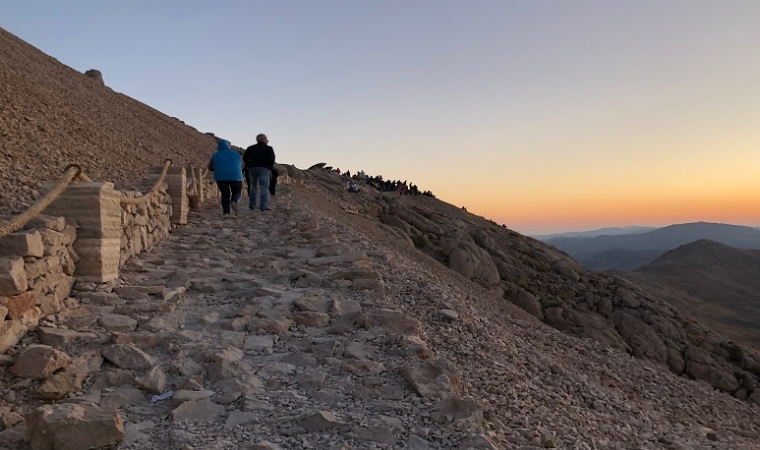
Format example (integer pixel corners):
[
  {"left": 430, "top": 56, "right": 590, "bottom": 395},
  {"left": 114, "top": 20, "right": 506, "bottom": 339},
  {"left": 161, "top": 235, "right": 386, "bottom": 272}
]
[
  {"left": 0, "top": 215, "right": 77, "bottom": 353},
  {"left": 0, "top": 164, "right": 195, "bottom": 355},
  {"left": 119, "top": 183, "right": 173, "bottom": 266}
]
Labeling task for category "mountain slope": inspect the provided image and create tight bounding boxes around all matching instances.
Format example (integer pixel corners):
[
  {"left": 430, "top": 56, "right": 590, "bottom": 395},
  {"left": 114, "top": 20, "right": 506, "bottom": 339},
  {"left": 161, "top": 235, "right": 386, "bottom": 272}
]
[
  {"left": 290, "top": 168, "right": 760, "bottom": 401},
  {"left": 575, "top": 248, "right": 667, "bottom": 271},
  {"left": 1, "top": 25, "right": 759, "bottom": 447},
  {"left": 0, "top": 27, "right": 218, "bottom": 215},
  {"left": 622, "top": 240, "right": 760, "bottom": 349},
  {"left": 548, "top": 222, "right": 760, "bottom": 270}
]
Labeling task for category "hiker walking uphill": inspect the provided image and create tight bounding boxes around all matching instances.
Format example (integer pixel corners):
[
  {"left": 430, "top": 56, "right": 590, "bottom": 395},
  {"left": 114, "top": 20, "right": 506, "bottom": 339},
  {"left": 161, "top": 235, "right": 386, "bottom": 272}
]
[
  {"left": 244, "top": 134, "right": 276, "bottom": 211},
  {"left": 208, "top": 140, "right": 244, "bottom": 216}
]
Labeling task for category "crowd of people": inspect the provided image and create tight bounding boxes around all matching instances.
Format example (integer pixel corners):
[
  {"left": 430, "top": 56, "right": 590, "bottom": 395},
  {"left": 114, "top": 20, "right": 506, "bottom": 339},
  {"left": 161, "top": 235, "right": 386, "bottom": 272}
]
[{"left": 336, "top": 168, "right": 435, "bottom": 197}]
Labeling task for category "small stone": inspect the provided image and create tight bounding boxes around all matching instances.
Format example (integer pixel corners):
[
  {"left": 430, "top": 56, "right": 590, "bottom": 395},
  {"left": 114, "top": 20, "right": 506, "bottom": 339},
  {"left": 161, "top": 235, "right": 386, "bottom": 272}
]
[
  {"left": 11, "top": 344, "right": 71, "bottom": 380},
  {"left": 172, "top": 390, "right": 215, "bottom": 406},
  {"left": 300, "top": 411, "right": 343, "bottom": 432},
  {"left": 172, "top": 399, "right": 224, "bottom": 423},
  {"left": 352, "top": 426, "right": 396, "bottom": 445},
  {"left": 37, "top": 327, "right": 80, "bottom": 349},
  {"left": 102, "top": 344, "right": 156, "bottom": 370},
  {"left": 291, "top": 311, "right": 330, "bottom": 328},
  {"left": 134, "top": 365, "right": 167, "bottom": 395},
  {"left": 295, "top": 372, "right": 326, "bottom": 389},
  {"left": 439, "top": 309, "right": 459, "bottom": 320},
  {"left": 99, "top": 314, "right": 137, "bottom": 332}
]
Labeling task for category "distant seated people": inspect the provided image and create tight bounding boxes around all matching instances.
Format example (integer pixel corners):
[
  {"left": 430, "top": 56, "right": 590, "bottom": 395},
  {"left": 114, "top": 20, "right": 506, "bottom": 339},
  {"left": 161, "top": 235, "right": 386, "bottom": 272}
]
[
  {"left": 208, "top": 140, "right": 243, "bottom": 216},
  {"left": 243, "top": 134, "right": 276, "bottom": 211}
]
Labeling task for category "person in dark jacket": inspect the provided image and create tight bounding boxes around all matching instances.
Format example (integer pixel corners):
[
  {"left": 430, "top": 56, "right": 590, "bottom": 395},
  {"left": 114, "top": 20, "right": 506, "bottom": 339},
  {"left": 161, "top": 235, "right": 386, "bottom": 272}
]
[
  {"left": 243, "top": 134, "right": 275, "bottom": 210},
  {"left": 208, "top": 140, "right": 244, "bottom": 216}
]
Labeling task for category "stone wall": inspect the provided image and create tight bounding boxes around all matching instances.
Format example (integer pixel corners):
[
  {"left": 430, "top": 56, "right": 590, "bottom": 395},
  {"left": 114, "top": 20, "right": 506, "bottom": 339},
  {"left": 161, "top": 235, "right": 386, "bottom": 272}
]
[
  {"left": 0, "top": 215, "right": 77, "bottom": 353},
  {"left": 119, "top": 184, "right": 173, "bottom": 266},
  {"left": 0, "top": 165, "right": 192, "bottom": 355}
]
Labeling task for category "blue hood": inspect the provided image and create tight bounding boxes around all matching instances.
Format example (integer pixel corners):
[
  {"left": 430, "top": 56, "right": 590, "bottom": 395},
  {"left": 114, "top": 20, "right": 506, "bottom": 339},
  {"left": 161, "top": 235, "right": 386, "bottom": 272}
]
[{"left": 217, "top": 140, "right": 231, "bottom": 151}]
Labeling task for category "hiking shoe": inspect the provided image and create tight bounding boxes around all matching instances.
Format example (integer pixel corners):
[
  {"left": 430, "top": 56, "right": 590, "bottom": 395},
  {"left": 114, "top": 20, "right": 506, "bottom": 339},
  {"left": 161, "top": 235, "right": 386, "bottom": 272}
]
[{"left": 261, "top": 207, "right": 271, "bottom": 211}]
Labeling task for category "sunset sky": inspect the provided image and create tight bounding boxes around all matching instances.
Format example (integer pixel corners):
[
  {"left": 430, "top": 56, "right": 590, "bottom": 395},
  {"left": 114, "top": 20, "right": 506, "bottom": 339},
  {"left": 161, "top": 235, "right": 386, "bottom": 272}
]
[{"left": 2, "top": 1, "right": 759, "bottom": 234}]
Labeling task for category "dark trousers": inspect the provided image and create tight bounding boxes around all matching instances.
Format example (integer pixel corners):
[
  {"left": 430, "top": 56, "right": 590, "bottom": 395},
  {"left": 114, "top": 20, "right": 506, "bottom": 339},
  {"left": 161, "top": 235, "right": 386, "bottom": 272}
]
[{"left": 216, "top": 181, "right": 242, "bottom": 214}]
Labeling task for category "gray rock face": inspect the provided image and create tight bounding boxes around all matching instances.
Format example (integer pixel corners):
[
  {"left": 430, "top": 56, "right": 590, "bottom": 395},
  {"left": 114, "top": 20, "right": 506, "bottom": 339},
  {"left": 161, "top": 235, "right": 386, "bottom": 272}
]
[
  {"left": 441, "top": 239, "right": 501, "bottom": 287},
  {"left": 684, "top": 346, "right": 740, "bottom": 392},
  {"left": 612, "top": 312, "right": 668, "bottom": 363},
  {"left": 509, "top": 287, "right": 544, "bottom": 320}
]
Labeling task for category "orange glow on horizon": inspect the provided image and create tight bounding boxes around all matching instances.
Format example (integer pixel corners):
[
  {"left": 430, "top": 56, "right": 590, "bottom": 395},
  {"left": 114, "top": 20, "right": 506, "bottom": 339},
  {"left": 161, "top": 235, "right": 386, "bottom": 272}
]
[{"left": 469, "top": 195, "right": 760, "bottom": 234}]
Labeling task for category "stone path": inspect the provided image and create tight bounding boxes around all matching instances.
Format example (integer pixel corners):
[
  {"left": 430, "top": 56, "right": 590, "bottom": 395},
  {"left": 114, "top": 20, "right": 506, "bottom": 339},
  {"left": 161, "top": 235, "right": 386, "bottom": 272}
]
[
  {"left": 2, "top": 187, "right": 488, "bottom": 450},
  {"left": 2, "top": 184, "right": 760, "bottom": 450}
]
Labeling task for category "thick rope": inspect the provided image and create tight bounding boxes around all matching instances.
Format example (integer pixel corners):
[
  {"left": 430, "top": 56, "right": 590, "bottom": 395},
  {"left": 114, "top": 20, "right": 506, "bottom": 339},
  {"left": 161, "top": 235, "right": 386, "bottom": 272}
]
[
  {"left": 189, "top": 165, "right": 198, "bottom": 191},
  {"left": 0, "top": 165, "right": 83, "bottom": 238},
  {"left": 120, "top": 159, "right": 172, "bottom": 205}
]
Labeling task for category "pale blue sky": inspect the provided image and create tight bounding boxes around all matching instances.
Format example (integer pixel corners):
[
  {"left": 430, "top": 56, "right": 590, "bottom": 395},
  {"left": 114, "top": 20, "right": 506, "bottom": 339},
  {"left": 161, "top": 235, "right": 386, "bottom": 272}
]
[{"left": 2, "top": 1, "right": 759, "bottom": 234}]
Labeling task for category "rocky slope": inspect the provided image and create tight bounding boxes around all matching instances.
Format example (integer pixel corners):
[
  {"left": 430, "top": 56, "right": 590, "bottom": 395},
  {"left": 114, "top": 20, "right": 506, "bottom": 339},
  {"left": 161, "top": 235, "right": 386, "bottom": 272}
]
[
  {"left": 1, "top": 24, "right": 759, "bottom": 450},
  {"left": 293, "top": 168, "right": 760, "bottom": 403},
  {"left": 0, "top": 27, "right": 218, "bottom": 215},
  {"left": 0, "top": 190, "right": 758, "bottom": 450}
]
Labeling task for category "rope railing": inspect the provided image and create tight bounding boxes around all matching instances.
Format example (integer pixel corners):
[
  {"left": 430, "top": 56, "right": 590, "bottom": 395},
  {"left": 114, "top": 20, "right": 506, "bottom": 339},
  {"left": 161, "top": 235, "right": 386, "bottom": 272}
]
[
  {"left": 120, "top": 159, "right": 172, "bottom": 205},
  {"left": 189, "top": 164, "right": 199, "bottom": 191},
  {"left": 0, "top": 164, "right": 88, "bottom": 238}
]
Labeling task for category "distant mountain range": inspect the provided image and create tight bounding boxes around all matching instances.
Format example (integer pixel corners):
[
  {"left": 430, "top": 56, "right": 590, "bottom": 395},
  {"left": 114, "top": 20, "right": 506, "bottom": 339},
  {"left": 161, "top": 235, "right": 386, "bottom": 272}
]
[
  {"left": 533, "top": 226, "right": 657, "bottom": 241},
  {"left": 621, "top": 239, "right": 760, "bottom": 350},
  {"left": 546, "top": 222, "right": 760, "bottom": 270}
]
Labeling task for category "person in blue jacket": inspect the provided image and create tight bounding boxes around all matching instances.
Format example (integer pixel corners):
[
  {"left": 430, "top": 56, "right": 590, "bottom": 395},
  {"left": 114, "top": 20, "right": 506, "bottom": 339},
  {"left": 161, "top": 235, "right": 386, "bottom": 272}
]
[{"left": 208, "top": 140, "right": 243, "bottom": 216}]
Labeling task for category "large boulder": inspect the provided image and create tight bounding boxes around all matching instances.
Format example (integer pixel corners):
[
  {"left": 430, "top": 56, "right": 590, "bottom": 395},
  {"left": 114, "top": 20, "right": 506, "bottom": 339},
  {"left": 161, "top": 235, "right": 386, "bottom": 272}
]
[
  {"left": 684, "top": 346, "right": 740, "bottom": 393},
  {"left": 508, "top": 287, "right": 543, "bottom": 320},
  {"left": 440, "top": 240, "right": 501, "bottom": 287},
  {"left": 27, "top": 403, "right": 124, "bottom": 450},
  {"left": 612, "top": 312, "right": 668, "bottom": 364}
]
